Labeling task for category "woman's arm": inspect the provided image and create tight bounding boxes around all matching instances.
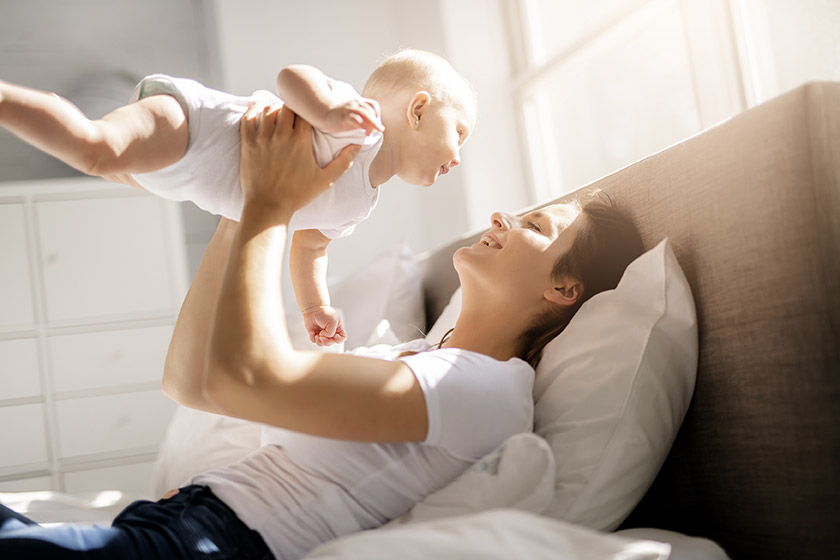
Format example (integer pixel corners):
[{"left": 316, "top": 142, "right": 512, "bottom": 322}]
[
  {"left": 275, "top": 65, "right": 383, "bottom": 135},
  {"left": 202, "top": 105, "right": 426, "bottom": 442},
  {"left": 161, "top": 217, "right": 237, "bottom": 414}
]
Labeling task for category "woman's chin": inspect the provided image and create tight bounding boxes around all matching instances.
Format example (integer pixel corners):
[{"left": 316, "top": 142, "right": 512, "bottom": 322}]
[
  {"left": 452, "top": 247, "right": 466, "bottom": 268},
  {"left": 452, "top": 244, "right": 478, "bottom": 271}
]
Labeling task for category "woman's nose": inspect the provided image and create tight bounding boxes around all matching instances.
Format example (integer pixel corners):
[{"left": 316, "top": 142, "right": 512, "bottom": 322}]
[{"left": 491, "top": 211, "right": 511, "bottom": 230}]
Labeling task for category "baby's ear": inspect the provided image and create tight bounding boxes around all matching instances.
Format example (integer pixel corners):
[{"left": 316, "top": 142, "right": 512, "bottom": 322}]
[{"left": 405, "top": 91, "right": 431, "bottom": 128}]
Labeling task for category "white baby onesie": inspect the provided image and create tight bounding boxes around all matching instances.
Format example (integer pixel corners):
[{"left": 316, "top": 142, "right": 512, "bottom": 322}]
[{"left": 129, "top": 74, "right": 383, "bottom": 239}]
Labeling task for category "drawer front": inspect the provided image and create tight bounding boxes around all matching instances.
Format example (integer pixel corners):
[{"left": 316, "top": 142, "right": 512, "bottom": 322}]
[
  {"left": 0, "top": 403, "right": 49, "bottom": 470},
  {"left": 0, "top": 475, "right": 54, "bottom": 492},
  {"left": 63, "top": 461, "right": 156, "bottom": 497},
  {"left": 49, "top": 326, "right": 172, "bottom": 393},
  {"left": 36, "top": 196, "right": 175, "bottom": 323},
  {"left": 0, "top": 203, "right": 35, "bottom": 330},
  {"left": 56, "top": 391, "right": 175, "bottom": 458},
  {"left": 0, "top": 338, "right": 42, "bottom": 400}
]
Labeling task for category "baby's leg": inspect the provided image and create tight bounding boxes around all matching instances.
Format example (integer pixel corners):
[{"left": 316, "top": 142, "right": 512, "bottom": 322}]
[{"left": 0, "top": 80, "right": 188, "bottom": 184}]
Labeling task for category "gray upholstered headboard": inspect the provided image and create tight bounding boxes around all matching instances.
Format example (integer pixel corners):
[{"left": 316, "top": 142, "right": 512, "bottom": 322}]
[{"left": 416, "top": 82, "right": 840, "bottom": 560}]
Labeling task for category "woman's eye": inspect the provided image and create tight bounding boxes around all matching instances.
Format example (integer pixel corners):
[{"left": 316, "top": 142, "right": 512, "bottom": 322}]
[{"left": 528, "top": 221, "right": 541, "bottom": 232}]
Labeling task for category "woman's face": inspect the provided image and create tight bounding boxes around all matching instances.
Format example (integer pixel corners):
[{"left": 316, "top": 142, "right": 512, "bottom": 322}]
[{"left": 453, "top": 203, "right": 585, "bottom": 304}]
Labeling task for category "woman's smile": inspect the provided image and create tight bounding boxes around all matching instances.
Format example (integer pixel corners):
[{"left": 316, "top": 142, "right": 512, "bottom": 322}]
[{"left": 480, "top": 233, "right": 502, "bottom": 248}]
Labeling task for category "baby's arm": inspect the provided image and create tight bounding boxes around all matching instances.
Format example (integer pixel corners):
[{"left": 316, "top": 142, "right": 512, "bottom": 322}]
[
  {"left": 290, "top": 228, "right": 346, "bottom": 346},
  {"left": 275, "top": 65, "right": 383, "bottom": 136}
]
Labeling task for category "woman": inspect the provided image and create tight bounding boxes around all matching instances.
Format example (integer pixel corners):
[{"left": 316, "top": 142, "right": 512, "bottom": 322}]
[{"left": 0, "top": 105, "right": 643, "bottom": 559}]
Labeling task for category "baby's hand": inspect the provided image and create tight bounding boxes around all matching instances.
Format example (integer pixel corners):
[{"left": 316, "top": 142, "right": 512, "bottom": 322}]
[
  {"left": 323, "top": 97, "right": 384, "bottom": 136},
  {"left": 302, "top": 305, "right": 347, "bottom": 347}
]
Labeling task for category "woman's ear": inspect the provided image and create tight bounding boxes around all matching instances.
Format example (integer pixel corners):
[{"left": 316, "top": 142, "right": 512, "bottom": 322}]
[
  {"left": 405, "top": 91, "right": 431, "bottom": 128},
  {"left": 543, "top": 277, "right": 582, "bottom": 307}
]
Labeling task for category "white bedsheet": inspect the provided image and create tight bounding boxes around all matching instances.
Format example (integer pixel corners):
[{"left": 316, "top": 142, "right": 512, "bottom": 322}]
[
  {"left": 305, "top": 509, "right": 672, "bottom": 559},
  {"left": 0, "top": 490, "right": 140, "bottom": 526},
  {"left": 1, "top": 492, "right": 729, "bottom": 560}
]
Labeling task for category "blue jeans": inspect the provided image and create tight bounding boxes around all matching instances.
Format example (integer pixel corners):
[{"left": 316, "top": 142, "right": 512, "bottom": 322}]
[{"left": 0, "top": 485, "right": 271, "bottom": 559}]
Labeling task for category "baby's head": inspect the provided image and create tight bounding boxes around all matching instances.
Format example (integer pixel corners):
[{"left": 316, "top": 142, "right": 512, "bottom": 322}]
[{"left": 364, "top": 49, "right": 477, "bottom": 186}]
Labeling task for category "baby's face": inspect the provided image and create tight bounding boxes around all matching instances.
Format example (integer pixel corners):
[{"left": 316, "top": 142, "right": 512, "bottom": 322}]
[{"left": 399, "top": 93, "right": 476, "bottom": 187}]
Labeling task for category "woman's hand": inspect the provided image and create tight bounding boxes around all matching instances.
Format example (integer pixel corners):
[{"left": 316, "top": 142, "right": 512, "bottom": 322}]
[{"left": 239, "top": 103, "right": 360, "bottom": 221}]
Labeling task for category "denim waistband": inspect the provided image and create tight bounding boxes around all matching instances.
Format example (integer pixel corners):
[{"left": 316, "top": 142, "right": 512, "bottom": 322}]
[{"left": 114, "top": 484, "right": 271, "bottom": 559}]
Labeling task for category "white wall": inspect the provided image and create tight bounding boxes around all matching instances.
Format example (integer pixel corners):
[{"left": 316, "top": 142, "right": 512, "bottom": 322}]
[{"left": 0, "top": 0, "right": 217, "bottom": 183}]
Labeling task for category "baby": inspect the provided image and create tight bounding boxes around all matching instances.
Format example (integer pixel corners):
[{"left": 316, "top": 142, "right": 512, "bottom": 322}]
[{"left": 0, "top": 49, "right": 477, "bottom": 346}]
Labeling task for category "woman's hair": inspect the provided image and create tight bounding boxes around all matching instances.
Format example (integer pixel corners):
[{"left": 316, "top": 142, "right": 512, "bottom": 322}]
[
  {"left": 517, "top": 191, "right": 644, "bottom": 368},
  {"left": 362, "top": 48, "right": 476, "bottom": 110}
]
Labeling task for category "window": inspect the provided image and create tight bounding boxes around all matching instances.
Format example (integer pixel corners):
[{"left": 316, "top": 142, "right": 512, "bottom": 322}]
[
  {"left": 511, "top": 0, "right": 710, "bottom": 200},
  {"left": 507, "top": 0, "right": 839, "bottom": 201}
]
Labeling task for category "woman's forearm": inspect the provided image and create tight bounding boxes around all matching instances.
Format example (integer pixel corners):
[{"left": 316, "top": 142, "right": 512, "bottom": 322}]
[
  {"left": 162, "top": 217, "right": 237, "bottom": 412},
  {"left": 206, "top": 203, "right": 296, "bottom": 391}
]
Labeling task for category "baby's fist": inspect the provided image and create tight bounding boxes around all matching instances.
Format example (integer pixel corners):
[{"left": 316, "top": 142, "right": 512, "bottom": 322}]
[{"left": 302, "top": 305, "right": 347, "bottom": 347}]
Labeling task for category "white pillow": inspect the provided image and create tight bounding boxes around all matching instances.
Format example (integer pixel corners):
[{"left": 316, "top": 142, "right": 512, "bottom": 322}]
[
  {"left": 153, "top": 242, "right": 425, "bottom": 495},
  {"left": 388, "top": 432, "right": 555, "bottom": 527},
  {"left": 536, "top": 239, "right": 697, "bottom": 530},
  {"left": 330, "top": 240, "right": 425, "bottom": 349},
  {"left": 421, "top": 239, "right": 697, "bottom": 531},
  {"left": 304, "top": 509, "right": 672, "bottom": 560},
  {"left": 424, "top": 287, "right": 461, "bottom": 346}
]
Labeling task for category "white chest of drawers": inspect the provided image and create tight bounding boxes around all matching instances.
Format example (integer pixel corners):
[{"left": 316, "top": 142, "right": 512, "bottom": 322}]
[{"left": 0, "top": 177, "right": 188, "bottom": 497}]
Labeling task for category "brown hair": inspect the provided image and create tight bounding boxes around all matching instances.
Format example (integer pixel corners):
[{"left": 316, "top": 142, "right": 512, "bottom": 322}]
[{"left": 517, "top": 192, "right": 644, "bottom": 367}]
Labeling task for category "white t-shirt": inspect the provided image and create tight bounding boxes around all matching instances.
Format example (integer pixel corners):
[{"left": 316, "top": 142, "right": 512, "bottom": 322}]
[
  {"left": 129, "top": 74, "right": 383, "bottom": 239},
  {"left": 191, "top": 339, "right": 534, "bottom": 560}
]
